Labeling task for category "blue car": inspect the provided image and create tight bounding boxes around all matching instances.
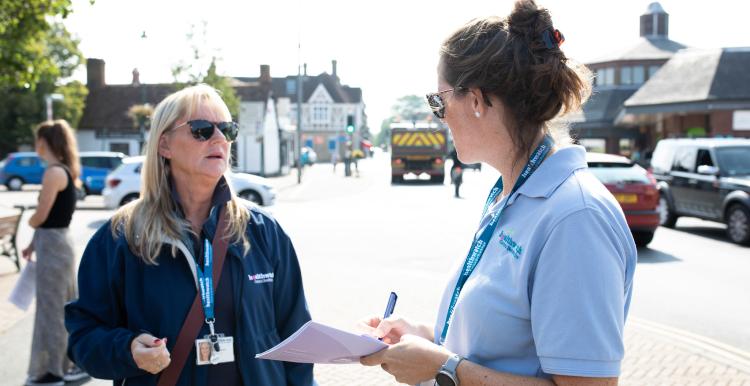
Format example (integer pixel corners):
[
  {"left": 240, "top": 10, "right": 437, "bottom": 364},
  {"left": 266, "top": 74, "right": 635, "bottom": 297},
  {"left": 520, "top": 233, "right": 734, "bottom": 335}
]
[
  {"left": 0, "top": 152, "right": 46, "bottom": 190},
  {"left": 0, "top": 151, "right": 125, "bottom": 193},
  {"left": 79, "top": 152, "right": 125, "bottom": 195}
]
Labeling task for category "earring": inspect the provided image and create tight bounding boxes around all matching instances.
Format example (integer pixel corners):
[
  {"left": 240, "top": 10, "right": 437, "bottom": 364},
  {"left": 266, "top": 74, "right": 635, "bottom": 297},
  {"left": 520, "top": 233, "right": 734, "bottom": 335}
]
[{"left": 474, "top": 111, "right": 481, "bottom": 118}]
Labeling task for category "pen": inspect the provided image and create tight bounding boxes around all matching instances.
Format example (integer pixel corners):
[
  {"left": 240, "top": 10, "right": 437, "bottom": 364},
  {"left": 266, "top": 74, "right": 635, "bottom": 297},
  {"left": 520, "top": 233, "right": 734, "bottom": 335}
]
[{"left": 383, "top": 291, "right": 398, "bottom": 319}]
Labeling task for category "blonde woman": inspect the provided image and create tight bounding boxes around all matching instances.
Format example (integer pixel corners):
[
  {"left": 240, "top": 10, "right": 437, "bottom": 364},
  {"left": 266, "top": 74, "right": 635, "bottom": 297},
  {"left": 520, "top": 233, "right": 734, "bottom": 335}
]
[
  {"left": 65, "top": 85, "right": 313, "bottom": 386},
  {"left": 22, "top": 120, "right": 87, "bottom": 386}
]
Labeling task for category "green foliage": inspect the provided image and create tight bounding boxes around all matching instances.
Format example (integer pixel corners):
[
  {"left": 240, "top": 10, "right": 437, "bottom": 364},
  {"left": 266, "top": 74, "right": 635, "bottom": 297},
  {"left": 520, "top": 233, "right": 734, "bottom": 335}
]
[
  {"left": 0, "top": 16, "right": 87, "bottom": 156},
  {"left": 171, "top": 23, "right": 239, "bottom": 119},
  {"left": 374, "top": 95, "right": 433, "bottom": 149},
  {"left": 0, "top": 0, "right": 76, "bottom": 89},
  {"left": 55, "top": 80, "right": 88, "bottom": 128}
]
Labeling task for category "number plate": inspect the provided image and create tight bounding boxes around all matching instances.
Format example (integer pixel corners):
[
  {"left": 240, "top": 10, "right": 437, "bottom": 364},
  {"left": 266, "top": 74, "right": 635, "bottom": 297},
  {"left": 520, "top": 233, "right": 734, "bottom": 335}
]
[{"left": 615, "top": 194, "right": 638, "bottom": 204}]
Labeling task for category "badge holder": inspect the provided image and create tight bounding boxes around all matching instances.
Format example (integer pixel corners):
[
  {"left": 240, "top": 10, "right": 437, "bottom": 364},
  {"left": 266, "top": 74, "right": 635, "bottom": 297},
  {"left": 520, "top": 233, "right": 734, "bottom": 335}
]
[{"left": 195, "top": 318, "right": 235, "bottom": 365}]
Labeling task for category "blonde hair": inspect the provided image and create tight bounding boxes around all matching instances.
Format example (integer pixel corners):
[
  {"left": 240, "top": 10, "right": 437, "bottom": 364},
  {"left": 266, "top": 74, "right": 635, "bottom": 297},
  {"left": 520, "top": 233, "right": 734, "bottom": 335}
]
[
  {"left": 111, "top": 84, "right": 250, "bottom": 265},
  {"left": 35, "top": 119, "right": 82, "bottom": 187}
]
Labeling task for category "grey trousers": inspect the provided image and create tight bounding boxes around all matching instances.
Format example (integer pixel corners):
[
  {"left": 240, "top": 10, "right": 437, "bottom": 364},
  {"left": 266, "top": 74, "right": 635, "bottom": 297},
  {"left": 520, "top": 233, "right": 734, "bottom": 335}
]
[{"left": 28, "top": 228, "right": 77, "bottom": 378}]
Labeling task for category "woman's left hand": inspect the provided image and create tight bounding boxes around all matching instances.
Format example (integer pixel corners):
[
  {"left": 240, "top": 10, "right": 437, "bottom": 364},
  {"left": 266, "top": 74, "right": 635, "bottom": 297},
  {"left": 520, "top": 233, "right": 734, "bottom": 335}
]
[{"left": 360, "top": 334, "right": 451, "bottom": 385}]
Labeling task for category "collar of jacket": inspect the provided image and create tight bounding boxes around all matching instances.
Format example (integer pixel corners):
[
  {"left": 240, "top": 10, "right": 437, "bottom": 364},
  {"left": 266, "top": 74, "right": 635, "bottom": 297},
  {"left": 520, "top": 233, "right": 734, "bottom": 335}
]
[{"left": 163, "top": 175, "right": 240, "bottom": 288}]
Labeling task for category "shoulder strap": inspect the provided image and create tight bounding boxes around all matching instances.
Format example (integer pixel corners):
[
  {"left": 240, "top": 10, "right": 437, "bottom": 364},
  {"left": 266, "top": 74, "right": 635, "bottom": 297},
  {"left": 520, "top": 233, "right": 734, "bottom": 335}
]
[{"left": 157, "top": 206, "right": 231, "bottom": 386}]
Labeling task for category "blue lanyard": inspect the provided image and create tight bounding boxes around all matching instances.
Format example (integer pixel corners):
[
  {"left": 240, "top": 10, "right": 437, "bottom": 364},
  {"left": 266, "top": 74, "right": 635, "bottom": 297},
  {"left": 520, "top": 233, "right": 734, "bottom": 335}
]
[
  {"left": 195, "top": 238, "right": 215, "bottom": 322},
  {"left": 439, "top": 136, "right": 553, "bottom": 345}
]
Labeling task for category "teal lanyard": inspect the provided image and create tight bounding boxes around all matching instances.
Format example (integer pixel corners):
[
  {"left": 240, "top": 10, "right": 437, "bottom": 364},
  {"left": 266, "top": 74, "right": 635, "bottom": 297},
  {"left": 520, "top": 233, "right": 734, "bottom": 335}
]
[
  {"left": 195, "top": 238, "right": 215, "bottom": 322},
  {"left": 439, "top": 136, "right": 553, "bottom": 345}
]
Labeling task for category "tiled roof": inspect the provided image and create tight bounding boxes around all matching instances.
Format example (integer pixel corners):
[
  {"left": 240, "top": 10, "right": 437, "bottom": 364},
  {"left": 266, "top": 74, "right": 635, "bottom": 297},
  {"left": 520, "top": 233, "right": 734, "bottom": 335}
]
[
  {"left": 567, "top": 88, "right": 638, "bottom": 129},
  {"left": 78, "top": 84, "right": 175, "bottom": 133},
  {"left": 623, "top": 47, "right": 750, "bottom": 112},
  {"left": 234, "top": 72, "right": 363, "bottom": 104},
  {"left": 588, "top": 37, "right": 687, "bottom": 64}
]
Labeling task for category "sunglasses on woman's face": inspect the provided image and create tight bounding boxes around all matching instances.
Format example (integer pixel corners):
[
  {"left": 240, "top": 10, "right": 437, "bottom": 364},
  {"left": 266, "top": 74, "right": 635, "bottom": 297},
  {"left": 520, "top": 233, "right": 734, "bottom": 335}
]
[
  {"left": 174, "top": 119, "right": 239, "bottom": 142},
  {"left": 425, "top": 88, "right": 458, "bottom": 119}
]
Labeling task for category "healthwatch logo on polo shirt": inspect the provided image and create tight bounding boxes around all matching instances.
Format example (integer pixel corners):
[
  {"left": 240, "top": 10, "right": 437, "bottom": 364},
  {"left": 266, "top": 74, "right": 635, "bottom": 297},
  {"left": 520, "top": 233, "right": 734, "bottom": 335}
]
[
  {"left": 248, "top": 272, "right": 274, "bottom": 284},
  {"left": 498, "top": 229, "right": 523, "bottom": 259}
]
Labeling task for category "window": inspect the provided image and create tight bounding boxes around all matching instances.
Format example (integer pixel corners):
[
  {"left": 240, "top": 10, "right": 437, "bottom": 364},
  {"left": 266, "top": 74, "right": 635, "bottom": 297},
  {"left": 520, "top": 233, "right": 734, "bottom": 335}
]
[
  {"left": 695, "top": 149, "right": 714, "bottom": 168},
  {"left": 648, "top": 65, "right": 660, "bottom": 79},
  {"left": 620, "top": 66, "right": 632, "bottom": 85},
  {"left": 595, "top": 68, "right": 615, "bottom": 86},
  {"left": 671, "top": 147, "right": 697, "bottom": 172},
  {"left": 17, "top": 157, "right": 37, "bottom": 167},
  {"left": 605, "top": 68, "right": 615, "bottom": 85},
  {"left": 579, "top": 138, "right": 607, "bottom": 153},
  {"left": 619, "top": 138, "right": 634, "bottom": 158},
  {"left": 286, "top": 79, "right": 296, "bottom": 95},
  {"left": 312, "top": 104, "right": 329, "bottom": 123},
  {"left": 633, "top": 66, "right": 645, "bottom": 84},
  {"left": 715, "top": 146, "right": 750, "bottom": 176},
  {"left": 109, "top": 142, "right": 129, "bottom": 155}
]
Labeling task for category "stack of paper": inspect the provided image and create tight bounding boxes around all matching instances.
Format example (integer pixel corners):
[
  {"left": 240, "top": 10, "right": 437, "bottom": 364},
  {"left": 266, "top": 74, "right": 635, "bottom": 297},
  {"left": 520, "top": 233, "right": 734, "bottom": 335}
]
[{"left": 255, "top": 321, "right": 387, "bottom": 364}]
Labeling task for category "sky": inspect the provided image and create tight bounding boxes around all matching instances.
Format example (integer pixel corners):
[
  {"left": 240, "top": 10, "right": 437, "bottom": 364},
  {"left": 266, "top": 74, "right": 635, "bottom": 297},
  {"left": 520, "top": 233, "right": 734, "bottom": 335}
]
[{"left": 63, "top": 0, "right": 750, "bottom": 133}]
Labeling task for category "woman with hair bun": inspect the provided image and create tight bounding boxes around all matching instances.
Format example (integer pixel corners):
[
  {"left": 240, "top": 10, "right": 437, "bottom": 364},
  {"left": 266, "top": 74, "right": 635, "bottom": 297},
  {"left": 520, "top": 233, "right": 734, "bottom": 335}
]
[{"left": 360, "top": 1, "right": 635, "bottom": 385}]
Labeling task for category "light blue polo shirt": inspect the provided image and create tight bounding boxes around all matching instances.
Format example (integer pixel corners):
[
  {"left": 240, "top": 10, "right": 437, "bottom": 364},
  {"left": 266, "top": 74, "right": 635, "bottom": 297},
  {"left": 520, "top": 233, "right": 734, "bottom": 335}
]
[{"left": 433, "top": 145, "right": 637, "bottom": 378}]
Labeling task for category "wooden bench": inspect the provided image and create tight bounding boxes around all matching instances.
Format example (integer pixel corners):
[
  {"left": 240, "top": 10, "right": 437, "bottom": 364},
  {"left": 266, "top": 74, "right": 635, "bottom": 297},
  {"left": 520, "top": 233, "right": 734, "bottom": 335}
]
[{"left": 0, "top": 206, "right": 25, "bottom": 271}]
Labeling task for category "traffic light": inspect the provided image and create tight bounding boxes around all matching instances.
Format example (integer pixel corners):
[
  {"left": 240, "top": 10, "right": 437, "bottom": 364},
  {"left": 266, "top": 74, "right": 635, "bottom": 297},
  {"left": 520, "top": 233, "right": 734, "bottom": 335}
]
[{"left": 346, "top": 115, "right": 355, "bottom": 134}]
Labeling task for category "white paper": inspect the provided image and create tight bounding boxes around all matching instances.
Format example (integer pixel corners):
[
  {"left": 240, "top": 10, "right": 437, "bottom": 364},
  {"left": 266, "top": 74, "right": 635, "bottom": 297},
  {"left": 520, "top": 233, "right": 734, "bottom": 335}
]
[
  {"left": 8, "top": 260, "right": 36, "bottom": 311},
  {"left": 255, "top": 321, "right": 387, "bottom": 364}
]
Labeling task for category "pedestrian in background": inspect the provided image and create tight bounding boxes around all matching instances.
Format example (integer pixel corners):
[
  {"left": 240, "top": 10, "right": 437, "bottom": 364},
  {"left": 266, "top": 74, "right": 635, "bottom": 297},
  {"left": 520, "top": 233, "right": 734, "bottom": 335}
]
[
  {"left": 449, "top": 148, "right": 464, "bottom": 198},
  {"left": 65, "top": 84, "right": 312, "bottom": 386},
  {"left": 331, "top": 149, "right": 339, "bottom": 173},
  {"left": 22, "top": 120, "right": 88, "bottom": 386},
  {"left": 360, "top": 1, "right": 636, "bottom": 385}
]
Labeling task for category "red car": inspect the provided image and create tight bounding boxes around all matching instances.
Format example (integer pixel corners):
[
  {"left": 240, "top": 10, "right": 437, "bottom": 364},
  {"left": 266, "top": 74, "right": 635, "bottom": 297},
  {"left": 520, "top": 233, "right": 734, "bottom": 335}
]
[{"left": 586, "top": 152, "right": 660, "bottom": 247}]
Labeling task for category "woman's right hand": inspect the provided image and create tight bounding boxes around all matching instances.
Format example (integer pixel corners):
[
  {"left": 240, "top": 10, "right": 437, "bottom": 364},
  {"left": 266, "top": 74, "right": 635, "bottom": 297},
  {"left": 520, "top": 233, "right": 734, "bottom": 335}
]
[
  {"left": 131, "top": 333, "right": 170, "bottom": 374},
  {"left": 21, "top": 244, "right": 33, "bottom": 261},
  {"left": 357, "top": 315, "right": 433, "bottom": 345}
]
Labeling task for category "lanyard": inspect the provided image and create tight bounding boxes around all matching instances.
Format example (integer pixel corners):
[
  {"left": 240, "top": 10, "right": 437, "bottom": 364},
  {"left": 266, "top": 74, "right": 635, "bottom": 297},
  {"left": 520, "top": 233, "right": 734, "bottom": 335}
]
[
  {"left": 195, "top": 238, "right": 217, "bottom": 334},
  {"left": 439, "top": 136, "right": 553, "bottom": 345}
]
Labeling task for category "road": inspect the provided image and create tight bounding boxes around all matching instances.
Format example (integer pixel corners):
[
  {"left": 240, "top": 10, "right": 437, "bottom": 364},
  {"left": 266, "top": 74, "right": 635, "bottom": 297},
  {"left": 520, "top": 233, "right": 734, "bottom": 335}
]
[{"left": 0, "top": 150, "right": 748, "bottom": 385}]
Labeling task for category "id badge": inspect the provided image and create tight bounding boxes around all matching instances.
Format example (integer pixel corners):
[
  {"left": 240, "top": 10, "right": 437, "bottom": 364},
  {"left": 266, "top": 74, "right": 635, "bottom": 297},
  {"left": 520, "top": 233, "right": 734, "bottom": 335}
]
[{"left": 195, "top": 335, "right": 235, "bottom": 365}]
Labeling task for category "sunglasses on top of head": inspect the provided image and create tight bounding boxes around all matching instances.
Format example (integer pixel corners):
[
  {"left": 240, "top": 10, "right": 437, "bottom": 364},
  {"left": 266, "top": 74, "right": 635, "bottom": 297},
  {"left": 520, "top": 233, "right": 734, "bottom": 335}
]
[
  {"left": 173, "top": 119, "right": 239, "bottom": 142},
  {"left": 425, "top": 87, "right": 462, "bottom": 119}
]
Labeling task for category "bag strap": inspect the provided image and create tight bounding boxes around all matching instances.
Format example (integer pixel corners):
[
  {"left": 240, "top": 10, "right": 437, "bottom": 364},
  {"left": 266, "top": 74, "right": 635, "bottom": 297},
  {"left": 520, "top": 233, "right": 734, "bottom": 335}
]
[{"left": 157, "top": 207, "right": 230, "bottom": 386}]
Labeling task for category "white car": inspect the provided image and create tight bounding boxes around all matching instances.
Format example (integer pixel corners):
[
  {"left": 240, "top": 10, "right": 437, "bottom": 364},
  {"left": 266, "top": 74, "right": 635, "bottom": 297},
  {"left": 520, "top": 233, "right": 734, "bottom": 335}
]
[{"left": 102, "top": 156, "right": 277, "bottom": 209}]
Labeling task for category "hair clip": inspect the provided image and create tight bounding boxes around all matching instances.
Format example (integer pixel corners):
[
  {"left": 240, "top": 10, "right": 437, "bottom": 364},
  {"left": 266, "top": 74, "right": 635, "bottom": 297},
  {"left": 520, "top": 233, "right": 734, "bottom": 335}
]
[{"left": 541, "top": 28, "right": 564, "bottom": 49}]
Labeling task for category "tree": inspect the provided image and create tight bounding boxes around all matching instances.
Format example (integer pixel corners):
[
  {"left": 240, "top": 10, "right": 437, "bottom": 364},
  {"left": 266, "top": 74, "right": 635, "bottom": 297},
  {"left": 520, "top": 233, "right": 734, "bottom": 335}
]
[
  {"left": 171, "top": 23, "right": 240, "bottom": 118},
  {"left": 0, "top": 0, "right": 77, "bottom": 89},
  {"left": 0, "top": 18, "right": 88, "bottom": 156},
  {"left": 373, "top": 95, "right": 434, "bottom": 148}
]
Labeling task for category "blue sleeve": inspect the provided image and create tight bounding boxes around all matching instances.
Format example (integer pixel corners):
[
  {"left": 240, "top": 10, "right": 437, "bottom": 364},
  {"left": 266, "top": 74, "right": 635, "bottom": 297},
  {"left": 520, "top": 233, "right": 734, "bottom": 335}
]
[
  {"left": 530, "top": 208, "right": 630, "bottom": 377},
  {"left": 266, "top": 217, "right": 314, "bottom": 385},
  {"left": 64, "top": 222, "right": 145, "bottom": 380}
]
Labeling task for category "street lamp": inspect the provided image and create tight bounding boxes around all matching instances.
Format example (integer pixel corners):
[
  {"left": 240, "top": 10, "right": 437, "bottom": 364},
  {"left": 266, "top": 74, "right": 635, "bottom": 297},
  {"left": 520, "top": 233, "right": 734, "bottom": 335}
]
[{"left": 45, "top": 93, "right": 64, "bottom": 121}]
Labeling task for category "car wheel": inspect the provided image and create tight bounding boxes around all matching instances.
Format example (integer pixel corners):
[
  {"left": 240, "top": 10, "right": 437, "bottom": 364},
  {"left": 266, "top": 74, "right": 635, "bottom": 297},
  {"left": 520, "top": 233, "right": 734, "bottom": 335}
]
[
  {"left": 239, "top": 190, "right": 263, "bottom": 205},
  {"left": 430, "top": 174, "right": 445, "bottom": 184},
  {"left": 632, "top": 230, "right": 655, "bottom": 248},
  {"left": 726, "top": 204, "right": 750, "bottom": 246},
  {"left": 658, "top": 195, "right": 678, "bottom": 228},
  {"left": 391, "top": 175, "right": 403, "bottom": 184},
  {"left": 6, "top": 176, "right": 23, "bottom": 191},
  {"left": 119, "top": 193, "right": 139, "bottom": 207}
]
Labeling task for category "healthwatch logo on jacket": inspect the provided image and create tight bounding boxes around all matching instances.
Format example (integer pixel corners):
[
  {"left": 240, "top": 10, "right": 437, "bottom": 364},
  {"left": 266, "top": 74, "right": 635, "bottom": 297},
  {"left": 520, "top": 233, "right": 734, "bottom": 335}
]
[
  {"left": 498, "top": 230, "right": 523, "bottom": 259},
  {"left": 248, "top": 272, "right": 274, "bottom": 284}
]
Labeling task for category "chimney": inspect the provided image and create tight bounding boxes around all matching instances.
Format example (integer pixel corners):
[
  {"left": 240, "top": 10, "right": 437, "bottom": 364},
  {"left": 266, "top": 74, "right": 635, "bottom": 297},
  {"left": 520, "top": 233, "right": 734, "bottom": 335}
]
[
  {"left": 303, "top": 63, "right": 307, "bottom": 76},
  {"left": 640, "top": 2, "right": 669, "bottom": 38},
  {"left": 260, "top": 64, "right": 271, "bottom": 83},
  {"left": 332, "top": 59, "right": 338, "bottom": 79},
  {"left": 131, "top": 68, "right": 141, "bottom": 86},
  {"left": 86, "top": 58, "right": 105, "bottom": 89}
]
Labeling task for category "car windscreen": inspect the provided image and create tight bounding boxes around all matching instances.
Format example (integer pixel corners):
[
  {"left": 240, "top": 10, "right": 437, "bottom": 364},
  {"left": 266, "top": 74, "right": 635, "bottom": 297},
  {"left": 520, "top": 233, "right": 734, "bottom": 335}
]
[
  {"left": 716, "top": 147, "right": 750, "bottom": 176},
  {"left": 587, "top": 162, "right": 651, "bottom": 184}
]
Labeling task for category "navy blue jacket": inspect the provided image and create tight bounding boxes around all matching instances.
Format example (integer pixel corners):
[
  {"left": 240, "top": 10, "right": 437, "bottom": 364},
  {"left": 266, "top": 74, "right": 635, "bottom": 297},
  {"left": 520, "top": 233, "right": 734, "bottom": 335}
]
[{"left": 65, "top": 204, "right": 313, "bottom": 386}]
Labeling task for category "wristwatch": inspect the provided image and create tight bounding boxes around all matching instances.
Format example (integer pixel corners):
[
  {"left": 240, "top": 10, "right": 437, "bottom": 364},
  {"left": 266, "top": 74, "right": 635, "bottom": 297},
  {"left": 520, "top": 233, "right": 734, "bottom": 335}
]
[{"left": 435, "top": 354, "right": 463, "bottom": 386}]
